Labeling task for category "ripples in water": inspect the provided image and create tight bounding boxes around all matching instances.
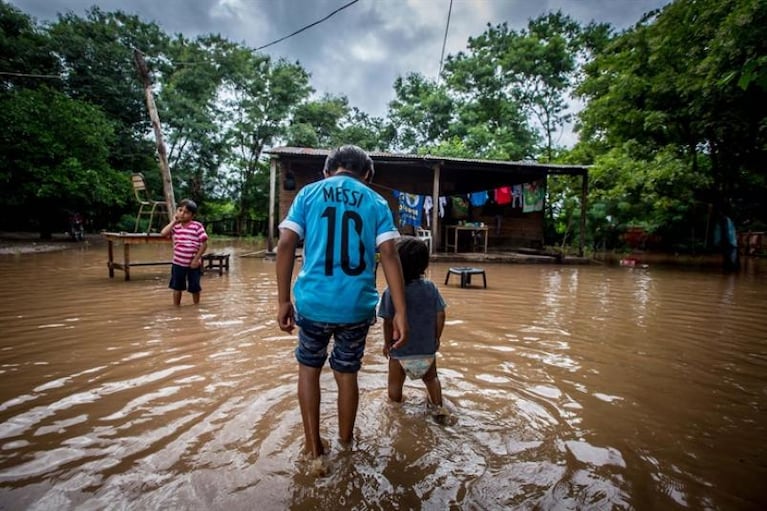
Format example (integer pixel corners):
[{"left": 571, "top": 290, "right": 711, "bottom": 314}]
[{"left": 0, "top": 243, "right": 766, "bottom": 509}]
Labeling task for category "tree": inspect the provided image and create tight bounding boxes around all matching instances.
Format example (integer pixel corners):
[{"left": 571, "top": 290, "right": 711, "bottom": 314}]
[
  {"left": 157, "top": 34, "right": 232, "bottom": 204},
  {"left": 219, "top": 45, "right": 312, "bottom": 233},
  {"left": 387, "top": 73, "right": 457, "bottom": 153},
  {"left": 0, "top": 87, "right": 124, "bottom": 236},
  {"left": 443, "top": 12, "right": 588, "bottom": 161},
  {"left": 0, "top": 1, "right": 60, "bottom": 92},
  {"left": 46, "top": 7, "right": 169, "bottom": 174},
  {"left": 575, "top": 0, "right": 767, "bottom": 258},
  {"left": 286, "top": 94, "right": 349, "bottom": 148}
]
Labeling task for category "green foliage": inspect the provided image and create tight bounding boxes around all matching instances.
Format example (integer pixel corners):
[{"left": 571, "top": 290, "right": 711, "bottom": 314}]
[
  {"left": 576, "top": 0, "right": 767, "bottom": 246},
  {"left": 443, "top": 11, "right": 588, "bottom": 161},
  {"left": 46, "top": 7, "right": 169, "bottom": 174},
  {"left": 219, "top": 46, "right": 312, "bottom": 233},
  {"left": 2, "top": 0, "right": 764, "bottom": 252},
  {"left": 388, "top": 73, "right": 457, "bottom": 152},
  {"left": 0, "top": 87, "right": 125, "bottom": 232},
  {"left": 0, "top": 2, "right": 60, "bottom": 91},
  {"left": 158, "top": 34, "right": 232, "bottom": 204}
]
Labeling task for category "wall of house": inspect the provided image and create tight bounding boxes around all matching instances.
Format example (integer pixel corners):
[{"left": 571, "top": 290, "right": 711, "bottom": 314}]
[{"left": 277, "top": 161, "right": 545, "bottom": 250}]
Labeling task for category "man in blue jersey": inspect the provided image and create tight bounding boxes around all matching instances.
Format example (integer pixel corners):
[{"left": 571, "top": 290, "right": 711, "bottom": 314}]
[{"left": 276, "top": 145, "right": 408, "bottom": 465}]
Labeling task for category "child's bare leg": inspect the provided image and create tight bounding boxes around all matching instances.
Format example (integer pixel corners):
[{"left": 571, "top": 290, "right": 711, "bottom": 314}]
[
  {"left": 333, "top": 370, "right": 358, "bottom": 446},
  {"left": 422, "top": 362, "right": 442, "bottom": 407},
  {"left": 298, "top": 363, "right": 324, "bottom": 458},
  {"left": 192, "top": 292, "right": 200, "bottom": 304},
  {"left": 387, "top": 358, "right": 406, "bottom": 402},
  {"left": 173, "top": 290, "right": 182, "bottom": 306}
]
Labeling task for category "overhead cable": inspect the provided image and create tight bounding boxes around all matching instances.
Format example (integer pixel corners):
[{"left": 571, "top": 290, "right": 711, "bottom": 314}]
[{"left": 255, "top": 0, "right": 361, "bottom": 51}]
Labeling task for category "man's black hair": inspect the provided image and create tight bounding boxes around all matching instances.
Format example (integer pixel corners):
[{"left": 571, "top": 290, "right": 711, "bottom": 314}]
[
  {"left": 396, "top": 236, "right": 429, "bottom": 284},
  {"left": 324, "top": 145, "right": 374, "bottom": 179}
]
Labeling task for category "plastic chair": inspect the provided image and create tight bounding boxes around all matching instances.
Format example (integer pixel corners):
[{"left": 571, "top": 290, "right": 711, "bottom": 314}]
[
  {"left": 131, "top": 173, "right": 169, "bottom": 232},
  {"left": 416, "top": 227, "right": 433, "bottom": 253}
]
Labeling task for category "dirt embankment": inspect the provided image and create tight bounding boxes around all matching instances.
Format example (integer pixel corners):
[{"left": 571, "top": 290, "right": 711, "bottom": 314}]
[{"left": 0, "top": 232, "right": 100, "bottom": 255}]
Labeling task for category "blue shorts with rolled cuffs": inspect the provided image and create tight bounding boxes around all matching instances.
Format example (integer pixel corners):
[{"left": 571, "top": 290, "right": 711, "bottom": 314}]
[
  {"left": 169, "top": 263, "right": 202, "bottom": 293},
  {"left": 295, "top": 312, "right": 371, "bottom": 373}
]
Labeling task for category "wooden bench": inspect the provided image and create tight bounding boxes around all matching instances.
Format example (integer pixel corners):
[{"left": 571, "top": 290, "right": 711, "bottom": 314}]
[
  {"left": 202, "top": 253, "right": 230, "bottom": 275},
  {"left": 445, "top": 266, "right": 487, "bottom": 288}
]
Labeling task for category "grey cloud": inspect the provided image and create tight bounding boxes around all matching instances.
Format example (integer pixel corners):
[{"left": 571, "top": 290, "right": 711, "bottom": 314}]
[{"left": 8, "top": 0, "right": 672, "bottom": 137}]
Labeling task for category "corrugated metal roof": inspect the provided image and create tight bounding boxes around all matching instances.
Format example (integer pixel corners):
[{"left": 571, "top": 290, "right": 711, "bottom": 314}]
[{"left": 266, "top": 146, "right": 589, "bottom": 172}]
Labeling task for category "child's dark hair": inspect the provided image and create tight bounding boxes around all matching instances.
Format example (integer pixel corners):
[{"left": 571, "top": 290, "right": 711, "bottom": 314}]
[
  {"left": 179, "top": 198, "right": 198, "bottom": 214},
  {"left": 324, "top": 145, "right": 374, "bottom": 179},
  {"left": 396, "top": 236, "right": 429, "bottom": 284}
]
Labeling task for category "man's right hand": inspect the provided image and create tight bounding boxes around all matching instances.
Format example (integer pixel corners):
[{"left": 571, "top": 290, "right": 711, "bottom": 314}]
[{"left": 277, "top": 302, "right": 295, "bottom": 333}]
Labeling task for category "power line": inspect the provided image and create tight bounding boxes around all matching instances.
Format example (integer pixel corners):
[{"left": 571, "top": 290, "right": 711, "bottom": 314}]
[
  {"left": 0, "top": 71, "right": 62, "bottom": 79},
  {"left": 437, "top": 0, "right": 453, "bottom": 84},
  {"left": 255, "top": 0, "right": 361, "bottom": 51}
]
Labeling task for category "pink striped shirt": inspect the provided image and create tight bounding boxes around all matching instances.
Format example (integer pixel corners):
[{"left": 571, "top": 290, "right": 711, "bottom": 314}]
[{"left": 170, "top": 220, "right": 208, "bottom": 266}]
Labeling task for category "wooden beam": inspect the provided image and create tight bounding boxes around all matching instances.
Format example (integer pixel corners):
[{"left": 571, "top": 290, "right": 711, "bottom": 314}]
[
  {"left": 267, "top": 157, "right": 277, "bottom": 253},
  {"left": 133, "top": 49, "right": 176, "bottom": 218}
]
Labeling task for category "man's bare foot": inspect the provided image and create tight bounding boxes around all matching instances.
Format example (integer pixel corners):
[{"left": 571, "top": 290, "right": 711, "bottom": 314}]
[
  {"left": 302, "top": 437, "right": 330, "bottom": 458},
  {"left": 307, "top": 456, "right": 329, "bottom": 477}
]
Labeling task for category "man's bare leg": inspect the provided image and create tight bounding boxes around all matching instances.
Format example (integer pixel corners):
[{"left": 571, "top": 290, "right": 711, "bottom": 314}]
[
  {"left": 333, "top": 370, "right": 359, "bottom": 446},
  {"left": 173, "top": 290, "right": 182, "bottom": 306},
  {"left": 192, "top": 292, "right": 200, "bottom": 304},
  {"left": 298, "top": 363, "right": 324, "bottom": 458}
]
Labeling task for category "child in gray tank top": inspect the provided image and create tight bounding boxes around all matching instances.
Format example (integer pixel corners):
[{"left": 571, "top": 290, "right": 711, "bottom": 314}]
[{"left": 378, "top": 236, "right": 448, "bottom": 418}]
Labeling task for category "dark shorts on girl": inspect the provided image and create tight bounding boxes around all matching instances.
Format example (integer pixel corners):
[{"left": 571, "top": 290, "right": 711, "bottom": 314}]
[
  {"left": 294, "top": 312, "right": 371, "bottom": 373},
  {"left": 169, "top": 263, "right": 202, "bottom": 293}
]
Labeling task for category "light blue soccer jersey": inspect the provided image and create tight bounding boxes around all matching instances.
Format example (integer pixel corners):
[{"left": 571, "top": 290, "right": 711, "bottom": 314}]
[{"left": 279, "top": 174, "right": 399, "bottom": 323}]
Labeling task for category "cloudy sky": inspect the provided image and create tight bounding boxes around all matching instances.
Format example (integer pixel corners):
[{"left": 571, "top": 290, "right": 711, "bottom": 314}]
[{"left": 10, "top": 0, "right": 672, "bottom": 145}]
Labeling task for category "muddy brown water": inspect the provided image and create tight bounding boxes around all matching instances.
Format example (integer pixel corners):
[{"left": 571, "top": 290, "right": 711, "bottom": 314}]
[{"left": 1, "top": 239, "right": 766, "bottom": 510}]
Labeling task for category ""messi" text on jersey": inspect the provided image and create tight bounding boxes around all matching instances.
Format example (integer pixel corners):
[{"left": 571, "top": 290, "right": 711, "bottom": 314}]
[{"left": 322, "top": 186, "right": 364, "bottom": 207}]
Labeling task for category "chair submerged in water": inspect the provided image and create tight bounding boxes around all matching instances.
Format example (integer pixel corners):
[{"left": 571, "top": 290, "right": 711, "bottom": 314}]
[
  {"left": 445, "top": 267, "right": 487, "bottom": 288},
  {"left": 131, "top": 173, "right": 169, "bottom": 233}
]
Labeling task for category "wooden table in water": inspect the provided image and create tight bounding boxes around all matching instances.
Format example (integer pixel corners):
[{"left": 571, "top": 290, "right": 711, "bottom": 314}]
[{"left": 102, "top": 231, "right": 171, "bottom": 281}]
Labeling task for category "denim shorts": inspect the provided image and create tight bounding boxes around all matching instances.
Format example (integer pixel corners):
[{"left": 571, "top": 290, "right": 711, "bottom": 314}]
[
  {"left": 169, "top": 263, "right": 202, "bottom": 293},
  {"left": 295, "top": 312, "right": 372, "bottom": 373}
]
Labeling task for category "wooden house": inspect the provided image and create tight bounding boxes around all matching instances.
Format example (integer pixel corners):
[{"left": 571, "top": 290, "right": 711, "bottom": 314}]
[{"left": 266, "top": 147, "right": 589, "bottom": 256}]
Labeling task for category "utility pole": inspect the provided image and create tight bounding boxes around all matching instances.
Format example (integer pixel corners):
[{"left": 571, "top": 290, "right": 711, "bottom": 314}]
[{"left": 133, "top": 48, "right": 176, "bottom": 218}]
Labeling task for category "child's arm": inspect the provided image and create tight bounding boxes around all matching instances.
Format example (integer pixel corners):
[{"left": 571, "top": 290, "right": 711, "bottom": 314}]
[
  {"left": 276, "top": 229, "right": 299, "bottom": 333},
  {"left": 190, "top": 239, "right": 207, "bottom": 269},
  {"left": 378, "top": 239, "right": 408, "bottom": 349},
  {"left": 435, "top": 310, "right": 446, "bottom": 351},
  {"left": 160, "top": 211, "right": 180, "bottom": 238}
]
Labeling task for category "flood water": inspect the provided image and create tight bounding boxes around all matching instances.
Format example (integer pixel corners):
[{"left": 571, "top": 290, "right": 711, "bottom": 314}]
[{"left": 0, "top": 239, "right": 766, "bottom": 510}]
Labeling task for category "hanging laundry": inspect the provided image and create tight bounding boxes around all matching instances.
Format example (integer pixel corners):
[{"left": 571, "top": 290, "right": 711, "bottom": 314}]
[
  {"left": 495, "top": 186, "right": 512, "bottom": 205},
  {"left": 422, "top": 196, "right": 448, "bottom": 227},
  {"left": 450, "top": 195, "right": 469, "bottom": 220},
  {"left": 511, "top": 185, "right": 523, "bottom": 208},
  {"left": 393, "top": 190, "right": 424, "bottom": 227},
  {"left": 523, "top": 181, "right": 544, "bottom": 213},
  {"left": 469, "top": 190, "right": 489, "bottom": 207}
]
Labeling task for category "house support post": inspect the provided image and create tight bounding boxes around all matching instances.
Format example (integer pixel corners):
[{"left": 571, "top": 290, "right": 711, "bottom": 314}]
[
  {"left": 579, "top": 171, "right": 588, "bottom": 257},
  {"left": 431, "top": 163, "right": 442, "bottom": 254}
]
